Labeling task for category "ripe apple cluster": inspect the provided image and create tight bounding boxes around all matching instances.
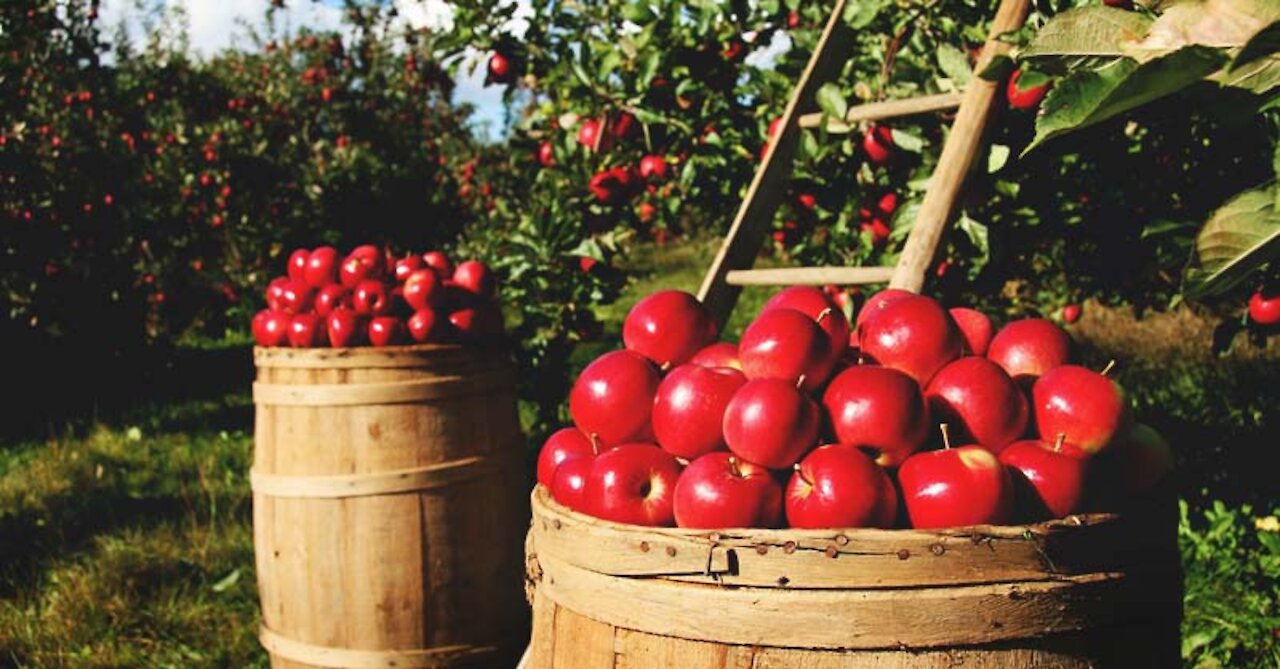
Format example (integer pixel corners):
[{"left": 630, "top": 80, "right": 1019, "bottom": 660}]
[
  {"left": 251, "top": 244, "right": 502, "bottom": 348},
  {"left": 537, "top": 287, "right": 1174, "bottom": 531}
]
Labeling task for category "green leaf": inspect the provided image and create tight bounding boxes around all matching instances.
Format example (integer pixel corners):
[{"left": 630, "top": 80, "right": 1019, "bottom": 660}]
[
  {"left": 815, "top": 83, "right": 847, "bottom": 120},
  {"left": 1184, "top": 182, "right": 1280, "bottom": 298},
  {"left": 211, "top": 569, "right": 241, "bottom": 593},
  {"left": 937, "top": 44, "right": 973, "bottom": 88},
  {"left": 987, "top": 144, "right": 1010, "bottom": 173},
  {"left": 1231, "top": 20, "right": 1280, "bottom": 70},
  {"left": 1026, "top": 46, "right": 1228, "bottom": 153},
  {"left": 1020, "top": 6, "right": 1153, "bottom": 58},
  {"left": 843, "top": 0, "right": 888, "bottom": 29},
  {"left": 978, "top": 54, "right": 1015, "bottom": 82},
  {"left": 889, "top": 129, "right": 925, "bottom": 153},
  {"left": 957, "top": 212, "right": 990, "bottom": 262},
  {"left": 1215, "top": 53, "right": 1280, "bottom": 93},
  {"left": 1128, "top": 0, "right": 1280, "bottom": 63}
]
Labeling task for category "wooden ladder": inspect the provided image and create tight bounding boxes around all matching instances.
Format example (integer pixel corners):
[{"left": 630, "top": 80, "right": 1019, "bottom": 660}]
[{"left": 697, "top": 0, "right": 1031, "bottom": 330}]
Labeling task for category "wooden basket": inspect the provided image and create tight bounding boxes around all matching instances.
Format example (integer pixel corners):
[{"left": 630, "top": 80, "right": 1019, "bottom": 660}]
[
  {"left": 253, "top": 344, "right": 528, "bottom": 669},
  {"left": 524, "top": 485, "right": 1181, "bottom": 668}
]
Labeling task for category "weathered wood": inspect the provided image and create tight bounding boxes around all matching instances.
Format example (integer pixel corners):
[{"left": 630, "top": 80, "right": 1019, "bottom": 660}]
[
  {"left": 697, "top": 0, "right": 855, "bottom": 331},
  {"left": 725, "top": 266, "right": 896, "bottom": 287},
  {"left": 254, "top": 344, "right": 528, "bottom": 669},
  {"left": 889, "top": 0, "right": 1032, "bottom": 292},
  {"left": 797, "top": 92, "right": 964, "bottom": 131},
  {"left": 524, "top": 484, "right": 1182, "bottom": 668}
]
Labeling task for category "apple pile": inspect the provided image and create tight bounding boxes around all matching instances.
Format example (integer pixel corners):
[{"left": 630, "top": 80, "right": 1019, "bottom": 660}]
[
  {"left": 251, "top": 244, "right": 502, "bottom": 348},
  {"left": 537, "top": 287, "right": 1173, "bottom": 530}
]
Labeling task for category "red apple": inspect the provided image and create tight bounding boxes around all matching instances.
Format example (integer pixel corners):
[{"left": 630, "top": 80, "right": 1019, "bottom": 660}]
[
  {"left": 577, "top": 118, "right": 603, "bottom": 150},
  {"left": 762, "top": 286, "right": 851, "bottom": 370},
  {"left": 723, "top": 378, "right": 820, "bottom": 470},
  {"left": 550, "top": 455, "right": 594, "bottom": 513},
  {"left": 452, "top": 260, "right": 496, "bottom": 298},
  {"left": 1095, "top": 422, "right": 1174, "bottom": 498},
  {"left": 854, "top": 288, "right": 913, "bottom": 333},
  {"left": 949, "top": 307, "right": 993, "bottom": 356},
  {"left": 673, "top": 453, "right": 783, "bottom": 529},
  {"left": 987, "top": 318, "right": 1072, "bottom": 383},
  {"left": 265, "top": 276, "right": 290, "bottom": 311},
  {"left": 925, "top": 357, "right": 1029, "bottom": 454},
  {"left": 622, "top": 290, "right": 717, "bottom": 368},
  {"left": 537, "top": 141, "right": 555, "bottom": 167},
  {"left": 287, "top": 248, "right": 310, "bottom": 283},
  {"left": 588, "top": 166, "right": 637, "bottom": 205},
  {"left": 277, "top": 280, "right": 315, "bottom": 315},
  {"left": 859, "top": 294, "right": 962, "bottom": 387},
  {"left": 252, "top": 309, "right": 290, "bottom": 347},
  {"left": 638, "top": 155, "right": 668, "bottom": 180},
  {"left": 999, "top": 436, "right": 1088, "bottom": 520},
  {"left": 287, "top": 313, "right": 327, "bottom": 348},
  {"left": 407, "top": 307, "right": 453, "bottom": 343},
  {"left": 305, "top": 246, "right": 339, "bottom": 287},
  {"left": 822, "top": 365, "right": 928, "bottom": 466},
  {"left": 422, "top": 251, "right": 453, "bottom": 278},
  {"left": 688, "top": 341, "right": 741, "bottom": 370},
  {"left": 569, "top": 350, "right": 661, "bottom": 446},
  {"left": 326, "top": 308, "right": 368, "bottom": 348},
  {"left": 368, "top": 316, "right": 406, "bottom": 347},
  {"left": 652, "top": 364, "right": 746, "bottom": 459},
  {"left": 787, "top": 444, "right": 897, "bottom": 529},
  {"left": 1062, "top": 303, "right": 1083, "bottom": 325},
  {"left": 487, "top": 52, "right": 512, "bottom": 83},
  {"left": 1032, "top": 364, "right": 1128, "bottom": 454},
  {"left": 449, "top": 303, "right": 504, "bottom": 338},
  {"left": 583, "top": 443, "right": 682, "bottom": 526},
  {"left": 313, "top": 284, "right": 349, "bottom": 317},
  {"left": 394, "top": 255, "right": 424, "bottom": 282},
  {"left": 353, "top": 280, "right": 392, "bottom": 316},
  {"left": 1006, "top": 68, "right": 1050, "bottom": 110},
  {"left": 339, "top": 254, "right": 383, "bottom": 288},
  {"left": 1250, "top": 289, "right": 1280, "bottom": 325},
  {"left": 403, "top": 269, "right": 442, "bottom": 311},
  {"left": 537, "top": 428, "right": 597, "bottom": 488},
  {"left": 348, "top": 244, "right": 382, "bottom": 267},
  {"left": 862, "top": 125, "right": 894, "bottom": 165},
  {"left": 739, "top": 308, "right": 833, "bottom": 392},
  {"left": 898, "top": 432, "right": 1015, "bottom": 529}
]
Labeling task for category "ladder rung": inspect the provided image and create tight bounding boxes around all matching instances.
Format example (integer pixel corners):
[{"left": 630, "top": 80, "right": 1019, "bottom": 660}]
[
  {"left": 725, "top": 266, "right": 896, "bottom": 287},
  {"left": 798, "top": 92, "right": 963, "bottom": 131}
]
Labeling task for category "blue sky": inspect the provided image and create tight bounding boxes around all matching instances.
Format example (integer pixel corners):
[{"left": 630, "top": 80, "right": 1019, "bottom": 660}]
[{"left": 98, "top": 0, "right": 513, "bottom": 139}]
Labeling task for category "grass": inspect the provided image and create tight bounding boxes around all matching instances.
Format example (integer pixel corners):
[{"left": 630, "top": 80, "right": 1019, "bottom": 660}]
[{"left": 1, "top": 239, "right": 1277, "bottom": 667}]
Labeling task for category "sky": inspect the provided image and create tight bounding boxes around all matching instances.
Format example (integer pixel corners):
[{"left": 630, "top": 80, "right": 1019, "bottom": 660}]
[{"left": 97, "top": 0, "right": 512, "bottom": 138}]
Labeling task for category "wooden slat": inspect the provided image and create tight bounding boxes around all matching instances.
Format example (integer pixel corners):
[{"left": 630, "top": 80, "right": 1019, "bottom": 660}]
[
  {"left": 889, "top": 0, "right": 1032, "bottom": 292},
  {"left": 797, "top": 92, "right": 963, "bottom": 131},
  {"left": 725, "top": 266, "right": 895, "bottom": 287},
  {"left": 697, "top": 0, "right": 855, "bottom": 331}
]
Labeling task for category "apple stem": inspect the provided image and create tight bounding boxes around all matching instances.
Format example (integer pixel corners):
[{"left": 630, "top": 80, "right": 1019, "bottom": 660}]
[
  {"left": 816, "top": 307, "right": 832, "bottom": 324},
  {"left": 793, "top": 462, "right": 812, "bottom": 485},
  {"left": 940, "top": 423, "right": 953, "bottom": 450},
  {"left": 660, "top": 361, "right": 672, "bottom": 373},
  {"left": 728, "top": 456, "right": 742, "bottom": 478},
  {"left": 1100, "top": 360, "right": 1116, "bottom": 377},
  {"left": 795, "top": 374, "right": 807, "bottom": 389},
  {"left": 589, "top": 433, "right": 601, "bottom": 456},
  {"left": 1054, "top": 433, "right": 1067, "bottom": 453}
]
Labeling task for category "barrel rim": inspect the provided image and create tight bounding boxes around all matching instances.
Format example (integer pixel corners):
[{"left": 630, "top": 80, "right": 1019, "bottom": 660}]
[{"left": 254, "top": 342, "right": 512, "bottom": 368}]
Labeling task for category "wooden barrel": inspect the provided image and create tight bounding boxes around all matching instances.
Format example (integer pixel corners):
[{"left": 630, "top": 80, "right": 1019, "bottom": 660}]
[
  {"left": 524, "top": 485, "right": 1181, "bottom": 668},
  {"left": 253, "top": 344, "right": 528, "bottom": 669}
]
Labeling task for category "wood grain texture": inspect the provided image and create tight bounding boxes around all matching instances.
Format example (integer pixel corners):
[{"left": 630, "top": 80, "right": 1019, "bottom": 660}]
[
  {"left": 725, "top": 266, "right": 896, "bottom": 287},
  {"left": 254, "top": 344, "right": 528, "bottom": 669},
  {"left": 796, "top": 92, "right": 964, "bottom": 131},
  {"left": 524, "top": 485, "right": 1181, "bottom": 668},
  {"left": 889, "top": 0, "right": 1032, "bottom": 292},
  {"left": 697, "top": 0, "right": 854, "bottom": 330}
]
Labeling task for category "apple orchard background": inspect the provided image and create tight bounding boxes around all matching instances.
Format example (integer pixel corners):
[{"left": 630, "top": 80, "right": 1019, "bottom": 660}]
[{"left": 1, "top": 0, "right": 1278, "bottom": 667}]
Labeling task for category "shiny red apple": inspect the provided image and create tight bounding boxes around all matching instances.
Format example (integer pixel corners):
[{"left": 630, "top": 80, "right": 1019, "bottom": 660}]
[
  {"left": 537, "top": 427, "right": 596, "bottom": 487},
  {"left": 822, "top": 365, "right": 928, "bottom": 466},
  {"left": 422, "top": 251, "right": 453, "bottom": 278},
  {"left": 999, "top": 436, "right": 1088, "bottom": 520},
  {"left": 673, "top": 453, "right": 783, "bottom": 529},
  {"left": 723, "top": 378, "right": 820, "bottom": 470},
  {"left": 583, "top": 443, "right": 682, "bottom": 526},
  {"left": 287, "top": 313, "right": 327, "bottom": 348},
  {"left": 1250, "top": 289, "right": 1280, "bottom": 325},
  {"left": 339, "top": 254, "right": 383, "bottom": 288},
  {"left": 652, "top": 364, "right": 746, "bottom": 459},
  {"left": 898, "top": 435, "right": 1015, "bottom": 529},
  {"left": 402, "top": 269, "right": 442, "bottom": 310},
  {"left": 407, "top": 307, "right": 452, "bottom": 343},
  {"left": 287, "top": 248, "right": 310, "bottom": 283},
  {"left": 925, "top": 357, "right": 1029, "bottom": 454},
  {"left": 858, "top": 294, "right": 962, "bottom": 387},
  {"left": 252, "top": 309, "right": 290, "bottom": 347},
  {"left": 762, "top": 286, "right": 851, "bottom": 370},
  {"left": 987, "top": 318, "right": 1072, "bottom": 383},
  {"left": 393, "top": 255, "right": 424, "bottom": 282},
  {"left": 739, "top": 308, "right": 833, "bottom": 392},
  {"left": 550, "top": 455, "right": 594, "bottom": 513},
  {"left": 949, "top": 307, "right": 993, "bottom": 356},
  {"left": 326, "top": 308, "right": 368, "bottom": 348},
  {"left": 368, "top": 316, "right": 406, "bottom": 347},
  {"left": 353, "top": 280, "right": 392, "bottom": 316},
  {"left": 452, "top": 260, "right": 496, "bottom": 298},
  {"left": 265, "top": 276, "right": 290, "bottom": 311},
  {"left": 622, "top": 290, "right": 717, "bottom": 368},
  {"left": 854, "top": 288, "right": 913, "bottom": 333},
  {"left": 1032, "top": 364, "right": 1128, "bottom": 454},
  {"left": 304, "top": 246, "right": 339, "bottom": 287},
  {"left": 569, "top": 350, "right": 661, "bottom": 446},
  {"left": 688, "top": 341, "right": 741, "bottom": 369},
  {"left": 277, "top": 280, "right": 315, "bottom": 315},
  {"left": 786, "top": 444, "right": 897, "bottom": 529},
  {"left": 313, "top": 284, "right": 349, "bottom": 317}
]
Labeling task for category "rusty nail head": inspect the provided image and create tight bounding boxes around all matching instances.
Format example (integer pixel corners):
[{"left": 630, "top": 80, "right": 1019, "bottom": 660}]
[
  {"left": 835, "top": 534, "right": 849, "bottom": 546},
  {"left": 824, "top": 545, "right": 839, "bottom": 559},
  {"left": 666, "top": 546, "right": 677, "bottom": 557},
  {"left": 552, "top": 519, "right": 561, "bottom": 530},
  {"left": 756, "top": 544, "right": 768, "bottom": 555},
  {"left": 783, "top": 541, "right": 797, "bottom": 554},
  {"left": 639, "top": 541, "right": 650, "bottom": 552},
  {"left": 777, "top": 576, "right": 790, "bottom": 586},
  {"left": 897, "top": 549, "right": 911, "bottom": 560},
  {"left": 931, "top": 543, "right": 946, "bottom": 556}
]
